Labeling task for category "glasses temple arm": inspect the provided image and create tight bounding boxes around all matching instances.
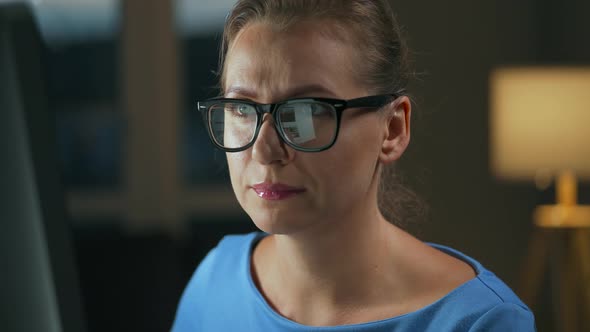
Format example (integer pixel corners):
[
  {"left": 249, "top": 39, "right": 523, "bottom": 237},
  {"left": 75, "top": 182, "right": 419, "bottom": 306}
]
[{"left": 345, "top": 93, "right": 401, "bottom": 109}]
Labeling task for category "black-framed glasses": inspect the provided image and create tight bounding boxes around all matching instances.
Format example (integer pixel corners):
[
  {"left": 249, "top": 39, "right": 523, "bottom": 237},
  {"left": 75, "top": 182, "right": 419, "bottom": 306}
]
[{"left": 197, "top": 93, "right": 402, "bottom": 152}]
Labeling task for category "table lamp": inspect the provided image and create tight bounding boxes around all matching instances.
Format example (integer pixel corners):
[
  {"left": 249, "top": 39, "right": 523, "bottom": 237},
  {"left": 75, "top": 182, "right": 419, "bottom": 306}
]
[
  {"left": 489, "top": 67, "right": 590, "bottom": 331},
  {"left": 491, "top": 67, "right": 590, "bottom": 225}
]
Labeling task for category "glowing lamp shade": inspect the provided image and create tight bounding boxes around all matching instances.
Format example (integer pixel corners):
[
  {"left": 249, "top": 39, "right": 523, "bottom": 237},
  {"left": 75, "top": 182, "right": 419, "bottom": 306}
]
[{"left": 490, "top": 67, "right": 590, "bottom": 181}]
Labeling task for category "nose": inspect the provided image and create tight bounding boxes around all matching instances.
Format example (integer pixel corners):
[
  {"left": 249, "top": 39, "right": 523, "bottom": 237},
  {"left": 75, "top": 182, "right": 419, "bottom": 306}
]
[{"left": 251, "top": 114, "right": 293, "bottom": 165}]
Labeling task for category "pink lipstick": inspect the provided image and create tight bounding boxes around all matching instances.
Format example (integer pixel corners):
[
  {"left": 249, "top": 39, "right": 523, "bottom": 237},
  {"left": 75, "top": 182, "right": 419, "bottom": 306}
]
[{"left": 251, "top": 183, "right": 306, "bottom": 201}]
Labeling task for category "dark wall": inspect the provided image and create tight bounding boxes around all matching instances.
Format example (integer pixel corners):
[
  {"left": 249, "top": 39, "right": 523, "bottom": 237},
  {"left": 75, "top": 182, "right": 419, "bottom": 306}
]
[
  {"left": 390, "top": 1, "right": 589, "bottom": 330},
  {"left": 392, "top": 0, "right": 538, "bottom": 285}
]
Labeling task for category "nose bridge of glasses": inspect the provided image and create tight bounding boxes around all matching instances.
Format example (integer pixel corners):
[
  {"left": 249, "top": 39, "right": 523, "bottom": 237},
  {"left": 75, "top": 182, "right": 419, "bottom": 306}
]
[
  {"left": 256, "top": 103, "right": 273, "bottom": 114},
  {"left": 256, "top": 103, "right": 282, "bottom": 129},
  {"left": 255, "top": 103, "right": 288, "bottom": 146}
]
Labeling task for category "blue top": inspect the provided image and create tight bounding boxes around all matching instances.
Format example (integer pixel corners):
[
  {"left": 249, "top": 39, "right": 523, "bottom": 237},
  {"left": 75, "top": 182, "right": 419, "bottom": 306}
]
[{"left": 172, "top": 232, "right": 535, "bottom": 331}]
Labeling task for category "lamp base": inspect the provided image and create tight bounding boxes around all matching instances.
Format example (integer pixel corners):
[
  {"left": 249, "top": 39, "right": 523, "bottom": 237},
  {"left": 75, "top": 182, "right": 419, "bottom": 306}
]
[
  {"left": 521, "top": 212, "right": 590, "bottom": 332},
  {"left": 520, "top": 171, "right": 590, "bottom": 330}
]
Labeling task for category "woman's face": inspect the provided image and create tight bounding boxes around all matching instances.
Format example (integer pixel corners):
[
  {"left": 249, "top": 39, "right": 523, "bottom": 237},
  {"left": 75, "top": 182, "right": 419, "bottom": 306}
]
[{"left": 223, "top": 21, "right": 408, "bottom": 235}]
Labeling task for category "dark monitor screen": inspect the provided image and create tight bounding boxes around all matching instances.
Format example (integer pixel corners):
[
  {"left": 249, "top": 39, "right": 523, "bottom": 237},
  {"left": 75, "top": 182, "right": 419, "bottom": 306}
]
[{"left": 0, "top": 4, "right": 86, "bottom": 332}]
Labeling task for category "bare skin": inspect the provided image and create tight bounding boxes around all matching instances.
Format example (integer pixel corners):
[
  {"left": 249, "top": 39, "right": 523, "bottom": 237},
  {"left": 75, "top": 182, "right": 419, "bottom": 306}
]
[{"left": 224, "top": 21, "right": 476, "bottom": 327}]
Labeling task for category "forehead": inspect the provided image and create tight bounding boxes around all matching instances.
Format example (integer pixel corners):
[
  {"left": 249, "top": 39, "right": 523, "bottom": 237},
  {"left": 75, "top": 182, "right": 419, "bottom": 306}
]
[{"left": 223, "top": 21, "right": 363, "bottom": 101}]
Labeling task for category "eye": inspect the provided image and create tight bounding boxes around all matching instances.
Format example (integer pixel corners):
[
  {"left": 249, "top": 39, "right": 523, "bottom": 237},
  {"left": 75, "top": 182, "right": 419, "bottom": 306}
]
[
  {"left": 226, "top": 103, "right": 255, "bottom": 118},
  {"left": 310, "top": 103, "right": 334, "bottom": 117}
]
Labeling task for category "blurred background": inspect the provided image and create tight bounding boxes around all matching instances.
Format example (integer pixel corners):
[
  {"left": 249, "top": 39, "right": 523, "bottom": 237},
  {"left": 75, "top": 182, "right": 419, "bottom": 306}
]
[{"left": 2, "top": 0, "right": 590, "bottom": 331}]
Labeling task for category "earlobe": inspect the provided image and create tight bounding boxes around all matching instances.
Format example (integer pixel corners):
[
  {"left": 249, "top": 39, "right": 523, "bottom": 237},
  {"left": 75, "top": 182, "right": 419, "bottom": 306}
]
[{"left": 379, "top": 96, "right": 411, "bottom": 164}]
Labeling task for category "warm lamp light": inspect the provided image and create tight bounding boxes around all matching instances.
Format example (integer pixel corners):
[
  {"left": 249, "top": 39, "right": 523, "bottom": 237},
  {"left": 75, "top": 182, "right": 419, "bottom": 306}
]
[
  {"left": 490, "top": 67, "right": 590, "bottom": 181},
  {"left": 490, "top": 67, "right": 590, "bottom": 227},
  {"left": 490, "top": 67, "right": 590, "bottom": 331}
]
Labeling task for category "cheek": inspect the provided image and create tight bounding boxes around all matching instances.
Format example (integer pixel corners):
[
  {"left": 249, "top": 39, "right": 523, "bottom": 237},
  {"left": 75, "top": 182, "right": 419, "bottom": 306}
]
[
  {"left": 226, "top": 153, "right": 249, "bottom": 191},
  {"left": 227, "top": 151, "right": 248, "bottom": 168},
  {"left": 311, "top": 145, "right": 376, "bottom": 204},
  {"left": 318, "top": 120, "right": 382, "bottom": 195}
]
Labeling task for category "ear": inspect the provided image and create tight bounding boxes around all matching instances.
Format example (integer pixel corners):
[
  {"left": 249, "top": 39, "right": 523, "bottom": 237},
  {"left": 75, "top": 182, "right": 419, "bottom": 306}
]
[{"left": 379, "top": 96, "right": 411, "bottom": 164}]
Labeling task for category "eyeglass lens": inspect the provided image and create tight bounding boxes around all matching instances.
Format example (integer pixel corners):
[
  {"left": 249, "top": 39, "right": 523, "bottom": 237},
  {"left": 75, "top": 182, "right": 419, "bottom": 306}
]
[{"left": 208, "top": 101, "right": 338, "bottom": 150}]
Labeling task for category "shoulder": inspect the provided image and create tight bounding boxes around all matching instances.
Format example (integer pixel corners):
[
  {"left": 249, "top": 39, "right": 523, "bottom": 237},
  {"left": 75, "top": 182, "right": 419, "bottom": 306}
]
[
  {"left": 429, "top": 243, "right": 524, "bottom": 304},
  {"left": 442, "top": 271, "right": 535, "bottom": 328},
  {"left": 186, "top": 232, "right": 259, "bottom": 282},
  {"left": 183, "top": 231, "right": 262, "bottom": 291},
  {"left": 423, "top": 243, "right": 536, "bottom": 331},
  {"left": 171, "top": 232, "right": 264, "bottom": 331},
  {"left": 467, "top": 302, "right": 536, "bottom": 331}
]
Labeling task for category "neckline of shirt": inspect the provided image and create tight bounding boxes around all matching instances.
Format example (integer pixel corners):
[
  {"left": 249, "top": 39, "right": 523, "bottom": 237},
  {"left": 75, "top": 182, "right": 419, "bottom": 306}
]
[{"left": 242, "top": 232, "right": 485, "bottom": 330}]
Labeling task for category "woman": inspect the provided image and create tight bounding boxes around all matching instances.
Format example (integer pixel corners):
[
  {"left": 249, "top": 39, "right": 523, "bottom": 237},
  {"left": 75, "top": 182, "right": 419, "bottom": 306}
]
[{"left": 172, "top": 0, "right": 535, "bottom": 330}]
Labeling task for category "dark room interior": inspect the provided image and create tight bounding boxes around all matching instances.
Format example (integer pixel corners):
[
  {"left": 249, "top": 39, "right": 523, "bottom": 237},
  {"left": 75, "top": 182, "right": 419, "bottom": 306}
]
[{"left": 2, "top": 0, "right": 590, "bottom": 331}]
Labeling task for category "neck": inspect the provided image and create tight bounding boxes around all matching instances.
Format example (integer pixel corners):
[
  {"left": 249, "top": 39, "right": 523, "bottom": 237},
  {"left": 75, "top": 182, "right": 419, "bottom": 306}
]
[
  {"left": 261, "top": 202, "right": 403, "bottom": 308},
  {"left": 250, "top": 169, "right": 414, "bottom": 325}
]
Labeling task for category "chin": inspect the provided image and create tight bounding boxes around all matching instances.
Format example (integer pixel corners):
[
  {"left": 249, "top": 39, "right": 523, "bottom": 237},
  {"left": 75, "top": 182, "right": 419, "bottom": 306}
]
[
  {"left": 236, "top": 191, "right": 314, "bottom": 234},
  {"left": 247, "top": 209, "right": 316, "bottom": 235}
]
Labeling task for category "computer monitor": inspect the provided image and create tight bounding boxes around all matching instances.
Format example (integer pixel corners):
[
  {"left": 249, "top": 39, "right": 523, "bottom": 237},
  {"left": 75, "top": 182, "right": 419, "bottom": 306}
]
[{"left": 0, "top": 4, "right": 86, "bottom": 332}]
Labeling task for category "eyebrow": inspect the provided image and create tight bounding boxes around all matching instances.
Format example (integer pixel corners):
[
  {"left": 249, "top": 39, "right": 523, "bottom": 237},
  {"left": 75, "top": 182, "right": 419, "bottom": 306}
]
[{"left": 225, "top": 84, "right": 338, "bottom": 100}]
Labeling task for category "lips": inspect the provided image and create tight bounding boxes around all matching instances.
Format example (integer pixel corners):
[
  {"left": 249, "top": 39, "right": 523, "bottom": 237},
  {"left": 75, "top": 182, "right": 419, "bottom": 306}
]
[{"left": 251, "top": 183, "right": 306, "bottom": 200}]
